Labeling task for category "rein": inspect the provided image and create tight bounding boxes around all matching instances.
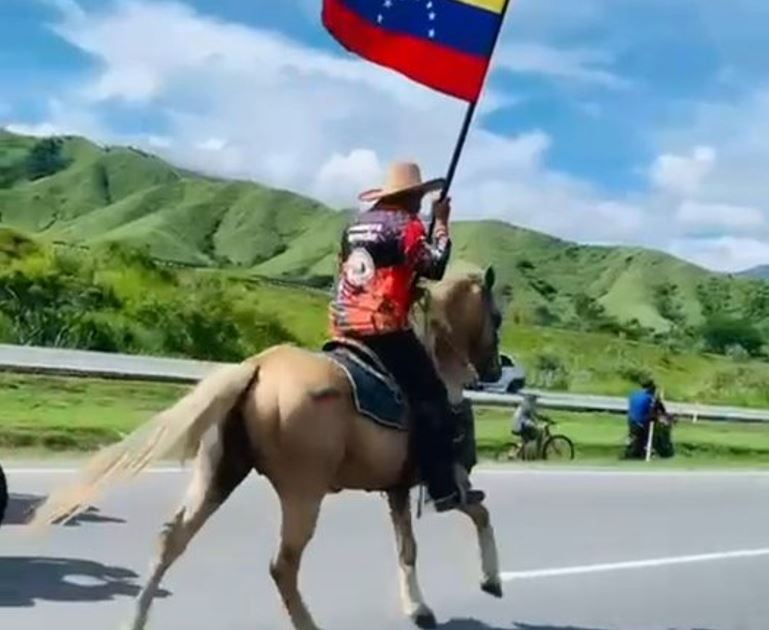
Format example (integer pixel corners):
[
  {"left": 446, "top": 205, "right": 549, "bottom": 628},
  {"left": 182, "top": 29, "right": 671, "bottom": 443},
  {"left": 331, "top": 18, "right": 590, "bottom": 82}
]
[
  {"left": 414, "top": 288, "right": 477, "bottom": 385},
  {"left": 412, "top": 288, "right": 475, "bottom": 520}
]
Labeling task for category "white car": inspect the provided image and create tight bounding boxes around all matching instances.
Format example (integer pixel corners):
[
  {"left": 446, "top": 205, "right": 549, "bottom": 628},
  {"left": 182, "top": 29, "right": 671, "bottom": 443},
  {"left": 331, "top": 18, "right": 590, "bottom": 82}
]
[{"left": 469, "top": 353, "right": 526, "bottom": 394}]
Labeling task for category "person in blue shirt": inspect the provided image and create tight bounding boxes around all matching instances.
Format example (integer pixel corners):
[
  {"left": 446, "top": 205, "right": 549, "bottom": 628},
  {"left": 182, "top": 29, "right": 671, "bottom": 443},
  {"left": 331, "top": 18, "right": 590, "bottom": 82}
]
[{"left": 624, "top": 379, "right": 659, "bottom": 459}]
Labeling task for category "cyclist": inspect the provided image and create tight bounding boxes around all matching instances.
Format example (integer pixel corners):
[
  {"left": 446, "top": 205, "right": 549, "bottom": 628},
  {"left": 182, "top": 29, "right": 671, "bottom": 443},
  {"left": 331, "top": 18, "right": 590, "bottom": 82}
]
[{"left": 510, "top": 393, "right": 551, "bottom": 459}]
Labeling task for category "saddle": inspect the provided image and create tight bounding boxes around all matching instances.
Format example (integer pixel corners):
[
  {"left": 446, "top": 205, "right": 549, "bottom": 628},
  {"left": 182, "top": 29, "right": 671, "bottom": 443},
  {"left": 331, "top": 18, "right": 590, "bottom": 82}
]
[
  {"left": 321, "top": 338, "right": 408, "bottom": 431},
  {"left": 320, "top": 339, "right": 478, "bottom": 475}
]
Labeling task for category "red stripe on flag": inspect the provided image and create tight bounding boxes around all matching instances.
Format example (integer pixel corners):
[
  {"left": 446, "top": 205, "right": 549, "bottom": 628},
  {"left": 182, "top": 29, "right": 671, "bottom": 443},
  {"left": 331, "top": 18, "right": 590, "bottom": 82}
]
[{"left": 323, "top": 0, "right": 489, "bottom": 102}]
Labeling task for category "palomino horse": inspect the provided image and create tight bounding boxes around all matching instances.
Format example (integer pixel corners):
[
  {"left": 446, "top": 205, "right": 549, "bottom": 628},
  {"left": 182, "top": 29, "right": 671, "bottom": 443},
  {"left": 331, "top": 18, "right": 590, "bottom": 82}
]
[{"left": 31, "top": 268, "right": 504, "bottom": 630}]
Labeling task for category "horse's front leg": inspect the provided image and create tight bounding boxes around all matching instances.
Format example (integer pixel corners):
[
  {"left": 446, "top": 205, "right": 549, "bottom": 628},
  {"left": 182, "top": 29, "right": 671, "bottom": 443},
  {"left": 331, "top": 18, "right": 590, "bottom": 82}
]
[
  {"left": 387, "top": 489, "right": 437, "bottom": 629},
  {"left": 460, "top": 502, "right": 503, "bottom": 598}
]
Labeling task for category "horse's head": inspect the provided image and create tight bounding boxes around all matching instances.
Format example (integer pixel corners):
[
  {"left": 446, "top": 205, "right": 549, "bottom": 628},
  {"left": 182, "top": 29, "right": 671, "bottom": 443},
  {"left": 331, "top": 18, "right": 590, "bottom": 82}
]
[{"left": 427, "top": 267, "right": 503, "bottom": 386}]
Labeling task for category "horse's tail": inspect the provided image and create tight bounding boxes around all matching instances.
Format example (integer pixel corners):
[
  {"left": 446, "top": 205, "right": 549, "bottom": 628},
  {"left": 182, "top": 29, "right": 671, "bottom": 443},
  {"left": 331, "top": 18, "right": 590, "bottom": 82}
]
[{"left": 30, "top": 355, "right": 264, "bottom": 530}]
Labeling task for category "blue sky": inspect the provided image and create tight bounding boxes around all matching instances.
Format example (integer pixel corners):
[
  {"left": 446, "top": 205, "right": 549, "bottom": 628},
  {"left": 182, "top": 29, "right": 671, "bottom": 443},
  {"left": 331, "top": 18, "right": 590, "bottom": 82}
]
[{"left": 1, "top": 0, "right": 769, "bottom": 271}]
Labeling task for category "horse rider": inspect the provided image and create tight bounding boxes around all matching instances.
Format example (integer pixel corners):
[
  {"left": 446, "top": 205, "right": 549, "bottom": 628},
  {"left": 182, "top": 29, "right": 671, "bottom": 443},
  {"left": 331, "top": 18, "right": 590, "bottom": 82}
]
[{"left": 329, "top": 161, "right": 485, "bottom": 512}]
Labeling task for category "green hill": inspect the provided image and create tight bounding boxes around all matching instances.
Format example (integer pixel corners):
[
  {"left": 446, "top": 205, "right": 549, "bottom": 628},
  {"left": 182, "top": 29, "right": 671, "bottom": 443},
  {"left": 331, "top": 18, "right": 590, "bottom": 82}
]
[
  {"left": 446, "top": 220, "right": 758, "bottom": 336},
  {"left": 3, "top": 225, "right": 769, "bottom": 410},
  {"left": 2, "top": 130, "right": 769, "bottom": 348},
  {"left": 0, "top": 132, "right": 348, "bottom": 283},
  {"left": 740, "top": 265, "right": 769, "bottom": 281}
]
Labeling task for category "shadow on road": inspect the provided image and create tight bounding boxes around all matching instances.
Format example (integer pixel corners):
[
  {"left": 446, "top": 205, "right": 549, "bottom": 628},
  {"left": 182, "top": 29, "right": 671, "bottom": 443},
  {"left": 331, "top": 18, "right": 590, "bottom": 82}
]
[
  {"left": 442, "top": 621, "right": 716, "bottom": 630},
  {"left": 0, "top": 556, "right": 170, "bottom": 607},
  {"left": 441, "top": 622, "right": 609, "bottom": 630},
  {"left": 2, "top": 494, "right": 125, "bottom": 527}
]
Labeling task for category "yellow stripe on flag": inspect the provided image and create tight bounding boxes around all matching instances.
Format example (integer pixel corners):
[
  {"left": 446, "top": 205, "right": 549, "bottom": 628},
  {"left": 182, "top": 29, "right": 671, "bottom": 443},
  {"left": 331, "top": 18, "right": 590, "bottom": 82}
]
[{"left": 454, "top": 0, "right": 506, "bottom": 14}]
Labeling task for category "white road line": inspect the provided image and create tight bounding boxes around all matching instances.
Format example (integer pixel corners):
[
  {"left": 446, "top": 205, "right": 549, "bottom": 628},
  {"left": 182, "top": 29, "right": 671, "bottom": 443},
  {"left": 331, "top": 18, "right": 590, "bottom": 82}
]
[
  {"left": 476, "top": 468, "right": 769, "bottom": 478},
  {"left": 501, "top": 548, "right": 769, "bottom": 582}
]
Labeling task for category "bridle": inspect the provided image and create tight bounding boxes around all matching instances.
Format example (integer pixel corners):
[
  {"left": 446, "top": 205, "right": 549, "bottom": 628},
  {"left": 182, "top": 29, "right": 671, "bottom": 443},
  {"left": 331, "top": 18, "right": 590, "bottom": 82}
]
[{"left": 415, "top": 280, "right": 499, "bottom": 386}]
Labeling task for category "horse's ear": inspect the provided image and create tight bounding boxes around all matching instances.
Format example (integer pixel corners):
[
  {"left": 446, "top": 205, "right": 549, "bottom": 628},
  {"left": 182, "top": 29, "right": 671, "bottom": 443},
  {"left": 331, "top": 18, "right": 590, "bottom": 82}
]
[{"left": 484, "top": 266, "right": 496, "bottom": 290}]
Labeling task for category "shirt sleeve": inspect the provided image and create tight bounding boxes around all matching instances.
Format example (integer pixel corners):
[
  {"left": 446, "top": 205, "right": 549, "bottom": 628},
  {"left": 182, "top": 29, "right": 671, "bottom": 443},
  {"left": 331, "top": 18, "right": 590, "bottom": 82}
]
[{"left": 404, "top": 217, "right": 451, "bottom": 281}]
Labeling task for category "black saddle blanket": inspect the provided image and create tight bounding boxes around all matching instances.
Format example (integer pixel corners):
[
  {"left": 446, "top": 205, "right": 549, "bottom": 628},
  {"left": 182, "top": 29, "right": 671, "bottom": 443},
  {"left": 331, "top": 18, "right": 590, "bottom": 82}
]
[{"left": 321, "top": 339, "right": 407, "bottom": 431}]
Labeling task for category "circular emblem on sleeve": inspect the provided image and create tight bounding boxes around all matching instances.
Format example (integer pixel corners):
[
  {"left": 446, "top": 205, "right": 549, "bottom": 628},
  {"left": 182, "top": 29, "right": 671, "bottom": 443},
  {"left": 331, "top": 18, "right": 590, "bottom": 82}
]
[{"left": 344, "top": 248, "right": 375, "bottom": 287}]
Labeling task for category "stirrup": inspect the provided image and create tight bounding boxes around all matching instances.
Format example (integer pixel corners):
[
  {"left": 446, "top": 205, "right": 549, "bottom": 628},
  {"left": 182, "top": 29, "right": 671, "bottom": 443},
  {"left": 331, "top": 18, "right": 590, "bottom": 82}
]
[{"left": 433, "top": 489, "right": 485, "bottom": 513}]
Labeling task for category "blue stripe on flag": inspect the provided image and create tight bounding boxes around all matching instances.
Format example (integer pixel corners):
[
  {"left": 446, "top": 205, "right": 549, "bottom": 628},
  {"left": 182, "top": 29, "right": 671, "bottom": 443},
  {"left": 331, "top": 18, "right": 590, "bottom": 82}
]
[{"left": 341, "top": 0, "right": 501, "bottom": 58}]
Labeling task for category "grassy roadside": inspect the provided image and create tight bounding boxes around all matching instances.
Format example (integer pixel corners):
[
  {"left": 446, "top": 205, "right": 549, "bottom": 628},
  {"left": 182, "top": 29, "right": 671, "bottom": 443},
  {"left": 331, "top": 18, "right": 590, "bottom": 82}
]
[
  {"left": 474, "top": 408, "right": 769, "bottom": 467},
  {"left": 502, "top": 325, "right": 769, "bottom": 408},
  {"left": 0, "top": 373, "right": 186, "bottom": 452},
  {"left": 2, "top": 373, "right": 769, "bottom": 467}
]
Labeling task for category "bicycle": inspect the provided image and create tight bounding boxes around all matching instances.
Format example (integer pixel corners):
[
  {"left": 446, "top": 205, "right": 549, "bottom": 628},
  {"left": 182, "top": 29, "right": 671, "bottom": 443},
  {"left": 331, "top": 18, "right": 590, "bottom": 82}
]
[{"left": 503, "top": 421, "right": 575, "bottom": 461}]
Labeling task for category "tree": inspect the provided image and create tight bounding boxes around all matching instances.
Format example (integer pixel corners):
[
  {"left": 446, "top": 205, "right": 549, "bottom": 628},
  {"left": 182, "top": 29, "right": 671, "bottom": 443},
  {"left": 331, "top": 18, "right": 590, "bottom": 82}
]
[
  {"left": 24, "top": 138, "right": 70, "bottom": 181},
  {"left": 701, "top": 316, "right": 764, "bottom": 356},
  {"left": 654, "top": 283, "right": 685, "bottom": 326}
]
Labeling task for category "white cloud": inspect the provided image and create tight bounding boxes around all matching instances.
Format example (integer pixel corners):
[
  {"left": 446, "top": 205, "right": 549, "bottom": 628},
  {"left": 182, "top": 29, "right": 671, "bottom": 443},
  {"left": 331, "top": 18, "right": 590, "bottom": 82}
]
[
  {"left": 6, "top": 96, "right": 105, "bottom": 140},
  {"left": 196, "top": 137, "right": 227, "bottom": 152},
  {"left": 671, "top": 237, "right": 769, "bottom": 273},
  {"left": 651, "top": 146, "right": 716, "bottom": 196},
  {"left": 676, "top": 201, "right": 764, "bottom": 232},
  {"left": 6, "top": 122, "right": 66, "bottom": 137},
  {"left": 34, "top": 0, "right": 639, "bottom": 244},
  {"left": 50, "top": 0, "right": 467, "bottom": 110},
  {"left": 41, "top": 0, "right": 86, "bottom": 22},
  {"left": 651, "top": 88, "right": 769, "bottom": 266},
  {"left": 313, "top": 149, "right": 383, "bottom": 207},
  {"left": 146, "top": 134, "right": 172, "bottom": 149},
  {"left": 498, "top": 0, "right": 606, "bottom": 39},
  {"left": 656, "top": 90, "right": 769, "bottom": 209},
  {"left": 497, "top": 43, "right": 632, "bottom": 90},
  {"left": 13, "top": 0, "right": 769, "bottom": 273}
]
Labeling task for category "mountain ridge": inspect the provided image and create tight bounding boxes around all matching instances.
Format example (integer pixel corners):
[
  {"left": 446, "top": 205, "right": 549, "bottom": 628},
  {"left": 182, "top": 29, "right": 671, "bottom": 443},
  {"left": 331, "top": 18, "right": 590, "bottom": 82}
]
[{"left": 2, "top": 129, "right": 768, "bottom": 339}]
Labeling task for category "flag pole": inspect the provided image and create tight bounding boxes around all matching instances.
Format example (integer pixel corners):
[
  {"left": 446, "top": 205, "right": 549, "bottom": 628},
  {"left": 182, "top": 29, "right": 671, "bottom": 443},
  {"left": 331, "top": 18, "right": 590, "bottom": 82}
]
[
  {"left": 438, "top": 100, "right": 478, "bottom": 202},
  {"left": 429, "top": 0, "right": 513, "bottom": 239}
]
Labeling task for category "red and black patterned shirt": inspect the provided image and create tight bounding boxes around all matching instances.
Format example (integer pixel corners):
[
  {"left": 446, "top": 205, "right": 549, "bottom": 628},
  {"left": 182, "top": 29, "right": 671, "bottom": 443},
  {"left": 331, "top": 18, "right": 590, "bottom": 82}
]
[{"left": 330, "top": 208, "right": 450, "bottom": 337}]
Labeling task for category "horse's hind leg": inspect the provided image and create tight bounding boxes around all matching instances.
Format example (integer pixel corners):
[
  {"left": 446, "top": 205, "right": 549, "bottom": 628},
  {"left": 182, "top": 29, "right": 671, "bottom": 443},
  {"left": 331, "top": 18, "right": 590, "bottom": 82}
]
[
  {"left": 128, "top": 416, "right": 252, "bottom": 630},
  {"left": 387, "top": 489, "right": 436, "bottom": 629},
  {"left": 460, "top": 502, "right": 503, "bottom": 598},
  {"left": 270, "top": 491, "right": 324, "bottom": 630}
]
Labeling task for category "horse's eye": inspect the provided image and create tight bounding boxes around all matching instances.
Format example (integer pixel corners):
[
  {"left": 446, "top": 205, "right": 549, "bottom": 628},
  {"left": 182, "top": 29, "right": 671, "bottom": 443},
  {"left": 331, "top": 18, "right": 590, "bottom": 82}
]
[{"left": 492, "top": 311, "right": 502, "bottom": 329}]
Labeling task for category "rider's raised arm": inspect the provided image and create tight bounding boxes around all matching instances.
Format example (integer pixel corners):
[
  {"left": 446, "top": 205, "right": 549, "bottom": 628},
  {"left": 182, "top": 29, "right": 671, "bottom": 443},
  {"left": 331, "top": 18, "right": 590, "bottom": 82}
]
[{"left": 404, "top": 217, "right": 451, "bottom": 281}]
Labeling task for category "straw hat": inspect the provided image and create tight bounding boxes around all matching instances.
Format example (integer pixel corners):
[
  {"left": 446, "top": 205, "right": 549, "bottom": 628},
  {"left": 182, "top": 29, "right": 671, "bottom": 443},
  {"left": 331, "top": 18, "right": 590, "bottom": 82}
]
[{"left": 358, "top": 161, "right": 445, "bottom": 203}]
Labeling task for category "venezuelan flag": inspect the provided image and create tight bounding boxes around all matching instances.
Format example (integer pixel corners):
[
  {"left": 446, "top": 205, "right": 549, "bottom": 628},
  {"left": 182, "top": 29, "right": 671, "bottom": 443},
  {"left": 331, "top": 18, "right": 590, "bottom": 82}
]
[{"left": 323, "top": 0, "right": 508, "bottom": 102}]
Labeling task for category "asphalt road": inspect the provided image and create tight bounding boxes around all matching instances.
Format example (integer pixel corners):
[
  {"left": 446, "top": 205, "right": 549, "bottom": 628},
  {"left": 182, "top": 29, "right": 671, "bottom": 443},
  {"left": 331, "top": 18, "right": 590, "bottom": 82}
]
[{"left": 2, "top": 467, "right": 769, "bottom": 630}]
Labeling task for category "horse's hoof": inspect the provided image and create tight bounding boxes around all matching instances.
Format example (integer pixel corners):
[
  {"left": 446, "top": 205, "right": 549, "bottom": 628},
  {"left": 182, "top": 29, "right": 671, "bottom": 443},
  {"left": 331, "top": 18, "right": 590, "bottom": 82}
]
[
  {"left": 481, "top": 580, "right": 503, "bottom": 598},
  {"left": 412, "top": 610, "right": 437, "bottom": 629}
]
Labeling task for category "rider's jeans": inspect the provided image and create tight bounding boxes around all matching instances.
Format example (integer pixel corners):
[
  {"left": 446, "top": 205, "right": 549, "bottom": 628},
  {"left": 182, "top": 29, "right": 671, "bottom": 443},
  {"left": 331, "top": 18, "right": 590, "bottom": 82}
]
[{"left": 355, "top": 329, "right": 459, "bottom": 502}]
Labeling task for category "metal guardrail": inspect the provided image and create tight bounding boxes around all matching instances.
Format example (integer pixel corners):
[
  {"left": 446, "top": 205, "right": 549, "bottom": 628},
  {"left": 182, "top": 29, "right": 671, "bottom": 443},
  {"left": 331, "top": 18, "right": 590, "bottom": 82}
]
[
  {"left": 2, "top": 344, "right": 769, "bottom": 424},
  {"left": 0, "top": 344, "right": 223, "bottom": 383},
  {"left": 469, "top": 391, "right": 769, "bottom": 424}
]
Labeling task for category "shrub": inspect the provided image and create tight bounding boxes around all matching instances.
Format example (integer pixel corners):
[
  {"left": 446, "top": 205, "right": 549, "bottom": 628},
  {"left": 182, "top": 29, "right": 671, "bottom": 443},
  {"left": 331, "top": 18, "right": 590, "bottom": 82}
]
[
  {"left": 532, "top": 351, "right": 570, "bottom": 389},
  {"left": 725, "top": 344, "right": 750, "bottom": 363},
  {"left": 0, "top": 312, "right": 14, "bottom": 343},
  {"left": 533, "top": 305, "right": 559, "bottom": 326},
  {"left": 701, "top": 316, "right": 764, "bottom": 356},
  {"left": 653, "top": 283, "right": 685, "bottom": 326},
  {"left": 616, "top": 361, "right": 653, "bottom": 386},
  {"left": 24, "top": 138, "right": 71, "bottom": 180},
  {"left": 0, "top": 238, "right": 300, "bottom": 361}
]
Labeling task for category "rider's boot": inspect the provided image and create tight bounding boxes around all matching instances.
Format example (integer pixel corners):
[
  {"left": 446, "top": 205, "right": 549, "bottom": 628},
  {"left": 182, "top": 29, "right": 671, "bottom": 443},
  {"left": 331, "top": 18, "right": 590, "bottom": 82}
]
[{"left": 413, "top": 403, "right": 485, "bottom": 513}]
